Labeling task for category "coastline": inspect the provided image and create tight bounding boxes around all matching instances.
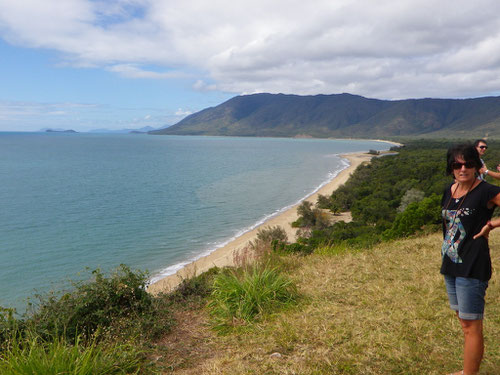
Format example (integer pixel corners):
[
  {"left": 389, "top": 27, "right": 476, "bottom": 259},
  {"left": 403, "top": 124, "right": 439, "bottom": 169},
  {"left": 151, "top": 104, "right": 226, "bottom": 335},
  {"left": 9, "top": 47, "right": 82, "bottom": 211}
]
[{"left": 147, "top": 151, "right": 374, "bottom": 295}]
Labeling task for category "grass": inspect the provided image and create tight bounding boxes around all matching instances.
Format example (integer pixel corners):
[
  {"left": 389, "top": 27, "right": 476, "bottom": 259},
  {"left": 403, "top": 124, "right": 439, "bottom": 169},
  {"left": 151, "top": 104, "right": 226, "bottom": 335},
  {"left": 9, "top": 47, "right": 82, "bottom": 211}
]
[
  {"left": 207, "top": 264, "right": 298, "bottom": 332},
  {"left": 157, "top": 231, "right": 500, "bottom": 374},
  {"left": 0, "top": 334, "right": 141, "bottom": 374}
]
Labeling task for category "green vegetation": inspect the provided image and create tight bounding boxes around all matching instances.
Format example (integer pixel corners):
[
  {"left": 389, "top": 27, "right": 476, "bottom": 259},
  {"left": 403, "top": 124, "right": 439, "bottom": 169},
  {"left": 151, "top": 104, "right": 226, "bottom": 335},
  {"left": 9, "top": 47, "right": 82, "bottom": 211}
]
[
  {"left": 208, "top": 264, "right": 298, "bottom": 332},
  {"left": 294, "top": 139, "right": 500, "bottom": 252},
  {"left": 253, "top": 225, "right": 288, "bottom": 245},
  {"left": 292, "top": 200, "right": 331, "bottom": 230},
  {"left": 168, "top": 267, "right": 221, "bottom": 306},
  {"left": 26, "top": 265, "right": 172, "bottom": 343},
  {"left": 0, "top": 265, "right": 173, "bottom": 373},
  {"left": 0, "top": 334, "right": 140, "bottom": 375}
]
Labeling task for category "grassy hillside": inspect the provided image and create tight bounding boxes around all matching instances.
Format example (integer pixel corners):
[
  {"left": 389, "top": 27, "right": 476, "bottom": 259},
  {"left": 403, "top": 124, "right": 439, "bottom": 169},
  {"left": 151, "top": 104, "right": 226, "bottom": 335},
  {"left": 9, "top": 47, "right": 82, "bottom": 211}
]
[
  {"left": 152, "top": 232, "right": 500, "bottom": 375},
  {"left": 4, "top": 230, "right": 497, "bottom": 374}
]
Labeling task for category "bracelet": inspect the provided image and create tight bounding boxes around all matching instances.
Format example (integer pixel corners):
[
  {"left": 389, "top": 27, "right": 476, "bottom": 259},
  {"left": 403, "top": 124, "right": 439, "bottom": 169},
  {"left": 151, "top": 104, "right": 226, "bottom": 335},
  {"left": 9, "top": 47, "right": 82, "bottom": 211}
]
[
  {"left": 485, "top": 169, "right": 489, "bottom": 176},
  {"left": 487, "top": 221, "right": 495, "bottom": 230}
]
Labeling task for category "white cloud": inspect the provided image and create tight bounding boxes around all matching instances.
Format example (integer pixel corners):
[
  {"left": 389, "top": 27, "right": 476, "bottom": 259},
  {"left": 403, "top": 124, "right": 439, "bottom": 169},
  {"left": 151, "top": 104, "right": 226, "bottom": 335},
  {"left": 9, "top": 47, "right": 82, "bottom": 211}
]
[
  {"left": 1, "top": 0, "right": 500, "bottom": 99},
  {"left": 175, "top": 108, "right": 192, "bottom": 117},
  {"left": 193, "top": 80, "right": 217, "bottom": 92},
  {"left": 107, "top": 64, "right": 188, "bottom": 79}
]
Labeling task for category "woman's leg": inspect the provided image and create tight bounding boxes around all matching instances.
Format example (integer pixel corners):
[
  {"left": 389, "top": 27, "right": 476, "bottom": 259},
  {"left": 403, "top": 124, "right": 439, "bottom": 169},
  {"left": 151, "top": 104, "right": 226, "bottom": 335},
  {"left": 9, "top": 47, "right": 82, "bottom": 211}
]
[
  {"left": 458, "top": 318, "right": 483, "bottom": 375},
  {"left": 454, "top": 276, "right": 488, "bottom": 375},
  {"left": 444, "top": 276, "right": 488, "bottom": 375}
]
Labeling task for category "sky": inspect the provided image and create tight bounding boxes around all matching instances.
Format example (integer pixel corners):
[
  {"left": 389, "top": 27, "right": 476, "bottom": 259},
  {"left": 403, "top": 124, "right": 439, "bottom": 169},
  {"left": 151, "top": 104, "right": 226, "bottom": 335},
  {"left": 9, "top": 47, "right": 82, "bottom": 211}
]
[{"left": 1, "top": 0, "right": 500, "bottom": 132}]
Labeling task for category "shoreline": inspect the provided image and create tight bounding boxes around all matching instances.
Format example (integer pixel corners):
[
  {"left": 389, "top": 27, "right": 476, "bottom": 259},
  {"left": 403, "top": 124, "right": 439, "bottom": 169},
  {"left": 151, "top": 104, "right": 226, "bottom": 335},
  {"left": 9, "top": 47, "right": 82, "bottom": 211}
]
[{"left": 147, "top": 151, "right": 374, "bottom": 295}]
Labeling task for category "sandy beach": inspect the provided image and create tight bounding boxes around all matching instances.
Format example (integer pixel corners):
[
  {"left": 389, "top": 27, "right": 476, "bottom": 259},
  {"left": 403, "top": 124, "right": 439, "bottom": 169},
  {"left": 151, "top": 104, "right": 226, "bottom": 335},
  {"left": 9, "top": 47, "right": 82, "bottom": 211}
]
[{"left": 147, "top": 151, "right": 374, "bottom": 295}]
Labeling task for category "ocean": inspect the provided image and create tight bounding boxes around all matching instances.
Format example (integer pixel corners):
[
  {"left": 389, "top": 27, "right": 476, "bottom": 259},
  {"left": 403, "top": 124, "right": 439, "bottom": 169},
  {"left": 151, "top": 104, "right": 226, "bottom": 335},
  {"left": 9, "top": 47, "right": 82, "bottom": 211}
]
[{"left": 0, "top": 132, "right": 391, "bottom": 311}]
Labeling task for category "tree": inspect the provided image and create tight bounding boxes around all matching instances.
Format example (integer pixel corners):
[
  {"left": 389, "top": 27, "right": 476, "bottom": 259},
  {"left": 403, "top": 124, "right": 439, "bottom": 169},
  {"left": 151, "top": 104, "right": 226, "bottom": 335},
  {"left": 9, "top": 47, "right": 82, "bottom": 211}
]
[
  {"left": 382, "top": 194, "right": 441, "bottom": 240},
  {"left": 398, "top": 188, "right": 425, "bottom": 212}
]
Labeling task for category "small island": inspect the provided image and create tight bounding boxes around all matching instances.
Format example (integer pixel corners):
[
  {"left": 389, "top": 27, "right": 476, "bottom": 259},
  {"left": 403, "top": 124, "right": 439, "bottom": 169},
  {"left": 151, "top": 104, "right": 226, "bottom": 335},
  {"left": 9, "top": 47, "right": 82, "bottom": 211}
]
[{"left": 45, "top": 129, "right": 78, "bottom": 133}]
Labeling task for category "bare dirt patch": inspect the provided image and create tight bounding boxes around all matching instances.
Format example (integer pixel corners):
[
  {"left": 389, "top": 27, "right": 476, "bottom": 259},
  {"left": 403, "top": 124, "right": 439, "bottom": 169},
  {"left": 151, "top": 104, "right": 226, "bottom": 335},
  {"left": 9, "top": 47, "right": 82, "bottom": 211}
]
[{"left": 151, "top": 307, "right": 217, "bottom": 374}]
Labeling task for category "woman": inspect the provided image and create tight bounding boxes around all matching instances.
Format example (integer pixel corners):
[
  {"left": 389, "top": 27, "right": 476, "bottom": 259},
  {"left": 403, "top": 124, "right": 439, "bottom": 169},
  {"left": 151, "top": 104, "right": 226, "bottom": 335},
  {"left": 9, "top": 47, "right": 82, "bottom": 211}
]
[{"left": 442, "top": 143, "right": 500, "bottom": 375}]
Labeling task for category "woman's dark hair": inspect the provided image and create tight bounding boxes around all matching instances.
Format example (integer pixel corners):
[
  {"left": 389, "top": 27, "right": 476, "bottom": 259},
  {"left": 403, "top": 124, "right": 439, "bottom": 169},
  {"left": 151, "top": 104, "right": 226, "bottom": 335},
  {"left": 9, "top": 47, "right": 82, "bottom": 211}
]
[{"left": 446, "top": 143, "right": 482, "bottom": 175}]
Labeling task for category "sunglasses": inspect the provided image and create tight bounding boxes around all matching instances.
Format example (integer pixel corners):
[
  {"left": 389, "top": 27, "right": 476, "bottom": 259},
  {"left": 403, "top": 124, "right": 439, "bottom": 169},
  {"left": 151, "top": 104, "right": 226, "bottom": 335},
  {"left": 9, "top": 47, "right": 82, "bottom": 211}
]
[
  {"left": 479, "top": 145, "right": 488, "bottom": 149},
  {"left": 452, "top": 161, "right": 476, "bottom": 170}
]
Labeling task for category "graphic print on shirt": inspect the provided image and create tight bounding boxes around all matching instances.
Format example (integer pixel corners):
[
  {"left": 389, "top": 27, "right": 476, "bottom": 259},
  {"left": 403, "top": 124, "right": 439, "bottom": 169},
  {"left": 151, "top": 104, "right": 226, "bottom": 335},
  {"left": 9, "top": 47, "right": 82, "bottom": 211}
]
[{"left": 441, "top": 208, "right": 473, "bottom": 263}]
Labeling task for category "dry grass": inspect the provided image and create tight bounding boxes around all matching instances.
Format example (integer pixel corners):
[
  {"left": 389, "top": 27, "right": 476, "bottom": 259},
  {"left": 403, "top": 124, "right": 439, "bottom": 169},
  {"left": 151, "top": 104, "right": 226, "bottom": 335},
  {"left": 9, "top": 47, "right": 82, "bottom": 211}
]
[
  {"left": 151, "top": 308, "right": 218, "bottom": 374},
  {"left": 157, "top": 231, "right": 500, "bottom": 375}
]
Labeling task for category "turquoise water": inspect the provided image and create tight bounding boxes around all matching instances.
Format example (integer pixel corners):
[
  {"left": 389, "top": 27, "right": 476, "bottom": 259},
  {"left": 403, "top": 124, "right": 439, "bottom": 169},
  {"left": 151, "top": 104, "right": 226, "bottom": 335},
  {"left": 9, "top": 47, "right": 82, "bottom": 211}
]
[{"left": 0, "top": 133, "right": 391, "bottom": 310}]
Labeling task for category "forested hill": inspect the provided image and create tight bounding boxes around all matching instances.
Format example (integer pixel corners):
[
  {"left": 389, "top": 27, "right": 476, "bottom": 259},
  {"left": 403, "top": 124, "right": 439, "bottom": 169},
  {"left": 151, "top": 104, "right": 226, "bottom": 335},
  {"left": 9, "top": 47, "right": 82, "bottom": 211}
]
[{"left": 151, "top": 93, "right": 500, "bottom": 138}]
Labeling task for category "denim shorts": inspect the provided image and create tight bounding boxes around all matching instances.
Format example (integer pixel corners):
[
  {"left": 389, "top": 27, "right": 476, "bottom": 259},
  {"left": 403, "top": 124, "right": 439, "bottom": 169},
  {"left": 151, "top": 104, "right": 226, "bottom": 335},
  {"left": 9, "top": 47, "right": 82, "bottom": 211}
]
[{"left": 444, "top": 275, "right": 488, "bottom": 320}]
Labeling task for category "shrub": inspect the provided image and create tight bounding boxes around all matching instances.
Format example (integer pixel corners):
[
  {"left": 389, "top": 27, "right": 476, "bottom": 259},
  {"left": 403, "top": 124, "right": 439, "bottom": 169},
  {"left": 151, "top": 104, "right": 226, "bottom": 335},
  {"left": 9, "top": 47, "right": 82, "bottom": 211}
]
[
  {"left": 25, "top": 265, "right": 173, "bottom": 342},
  {"left": 256, "top": 226, "right": 288, "bottom": 244},
  {"left": 329, "top": 190, "right": 351, "bottom": 212},
  {"left": 314, "top": 210, "right": 332, "bottom": 229},
  {"left": 293, "top": 201, "right": 316, "bottom": 227},
  {"left": 316, "top": 194, "right": 331, "bottom": 209},
  {"left": 208, "top": 264, "right": 298, "bottom": 330},
  {"left": 273, "top": 240, "right": 314, "bottom": 255},
  {"left": 398, "top": 188, "right": 425, "bottom": 212},
  {"left": 317, "top": 194, "right": 343, "bottom": 216},
  {"left": 234, "top": 226, "right": 290, "bottom": 267},
  {"left": 168, "top": 267, "right": 221, "bottom": 305},
  {"left": 293, "top": 201, "right": 332, "bottom": 229}
]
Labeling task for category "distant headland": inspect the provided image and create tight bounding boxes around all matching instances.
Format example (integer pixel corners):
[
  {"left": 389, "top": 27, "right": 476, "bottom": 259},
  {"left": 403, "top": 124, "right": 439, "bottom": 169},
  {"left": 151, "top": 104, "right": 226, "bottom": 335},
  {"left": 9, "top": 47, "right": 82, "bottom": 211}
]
[
  {"left": 44, "top": 129, "right": 78, "bottom": 133},
  {"left": 150, "top": 93, "right": 500, "bottom": 139}
]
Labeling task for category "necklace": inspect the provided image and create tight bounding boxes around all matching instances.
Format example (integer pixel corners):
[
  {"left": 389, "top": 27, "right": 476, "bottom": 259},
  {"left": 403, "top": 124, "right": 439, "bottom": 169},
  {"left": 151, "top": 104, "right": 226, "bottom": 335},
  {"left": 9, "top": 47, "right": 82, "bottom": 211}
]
[{"left": 443, "top": 180, "right": 475, "bottom": 230}]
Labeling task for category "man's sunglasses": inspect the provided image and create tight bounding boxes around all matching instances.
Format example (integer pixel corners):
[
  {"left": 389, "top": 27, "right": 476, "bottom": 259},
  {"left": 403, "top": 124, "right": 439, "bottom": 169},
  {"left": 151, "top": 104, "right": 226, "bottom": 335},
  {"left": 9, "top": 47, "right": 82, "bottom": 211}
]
[
  {"left": 452, "top": 161, "right": 476, "bottom": 170},
  {"left": 479, "top": 145, "right": 488, "bottom": 149}
]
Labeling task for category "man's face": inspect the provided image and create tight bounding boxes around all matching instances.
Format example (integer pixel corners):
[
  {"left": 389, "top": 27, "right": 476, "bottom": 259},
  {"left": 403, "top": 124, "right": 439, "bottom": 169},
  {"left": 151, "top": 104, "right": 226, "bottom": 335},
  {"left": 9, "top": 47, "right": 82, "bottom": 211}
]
[{"left": 476, "top": 142, "right": 487, "bottom": 156}]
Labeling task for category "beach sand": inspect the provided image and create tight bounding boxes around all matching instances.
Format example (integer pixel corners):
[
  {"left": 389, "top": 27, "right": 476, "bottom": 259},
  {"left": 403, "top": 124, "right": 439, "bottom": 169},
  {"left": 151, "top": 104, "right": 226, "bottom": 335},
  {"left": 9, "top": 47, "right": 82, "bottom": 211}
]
[{"left": 147, "top": 152, "right": 374, "bottom": 295}]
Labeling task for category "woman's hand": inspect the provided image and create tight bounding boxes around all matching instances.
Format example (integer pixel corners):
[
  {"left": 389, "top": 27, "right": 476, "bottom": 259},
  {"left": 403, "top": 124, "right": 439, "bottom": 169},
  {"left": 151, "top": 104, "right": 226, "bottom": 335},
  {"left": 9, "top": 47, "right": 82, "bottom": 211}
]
[{"left": 473, "top": 224, "right": 491, "bottom": 240}]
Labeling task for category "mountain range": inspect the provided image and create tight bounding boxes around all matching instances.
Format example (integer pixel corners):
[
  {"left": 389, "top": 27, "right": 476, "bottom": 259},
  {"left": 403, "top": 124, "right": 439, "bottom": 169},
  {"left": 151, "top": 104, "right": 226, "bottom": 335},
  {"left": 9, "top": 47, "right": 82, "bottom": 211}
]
[{"left": 151, "top": 93, "right": 500, "bottom": 139}]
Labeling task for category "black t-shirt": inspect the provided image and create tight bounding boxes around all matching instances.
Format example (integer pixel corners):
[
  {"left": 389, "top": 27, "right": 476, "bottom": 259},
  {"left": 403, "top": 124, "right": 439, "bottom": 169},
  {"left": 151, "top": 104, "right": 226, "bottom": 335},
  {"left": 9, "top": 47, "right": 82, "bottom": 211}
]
[{"left": 441, "top": 180, "right": 500, "bottom": 281}]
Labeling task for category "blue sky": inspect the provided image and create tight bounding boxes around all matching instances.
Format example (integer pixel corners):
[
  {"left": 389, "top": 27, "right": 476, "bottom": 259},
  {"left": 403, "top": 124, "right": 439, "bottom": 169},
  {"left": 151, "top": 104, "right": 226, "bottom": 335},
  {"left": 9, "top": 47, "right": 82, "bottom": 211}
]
[
  {"left": 1, "top": 0, "right": 500, "bottom": 132},
  {"left": 0, "top": 39, "right": 232, "bottom": 131}
]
